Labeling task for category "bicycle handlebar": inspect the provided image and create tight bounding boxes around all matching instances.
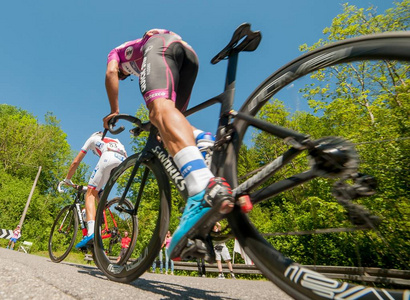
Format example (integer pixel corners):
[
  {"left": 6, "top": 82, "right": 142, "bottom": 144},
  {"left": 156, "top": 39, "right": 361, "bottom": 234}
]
[
  {"left": 103, "top": 114, "right": 151, "bottom": 138},
  {"left": 58, "top": 181, "right": 87, "bottom": 194}
]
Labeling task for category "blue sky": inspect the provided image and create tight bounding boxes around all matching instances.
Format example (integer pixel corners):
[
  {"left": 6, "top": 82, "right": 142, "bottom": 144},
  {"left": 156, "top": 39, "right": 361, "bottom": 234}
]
[{"left": 1, "top": 0, "right": 395, "bottom": 168}]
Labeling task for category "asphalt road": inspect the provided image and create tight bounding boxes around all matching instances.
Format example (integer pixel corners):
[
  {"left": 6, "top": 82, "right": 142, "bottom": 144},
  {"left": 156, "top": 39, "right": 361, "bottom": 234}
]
[{"left": 0, "top": 248, "right": 293, "bottom": 300}]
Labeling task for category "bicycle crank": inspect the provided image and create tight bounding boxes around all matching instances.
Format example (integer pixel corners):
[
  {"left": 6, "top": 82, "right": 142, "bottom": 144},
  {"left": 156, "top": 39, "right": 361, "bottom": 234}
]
[
  {"left": 179, "top": 235, "right": 216, "bottom": 264},
  {"left": 308, "top": 136, "right": 359, "bottom": 178}
]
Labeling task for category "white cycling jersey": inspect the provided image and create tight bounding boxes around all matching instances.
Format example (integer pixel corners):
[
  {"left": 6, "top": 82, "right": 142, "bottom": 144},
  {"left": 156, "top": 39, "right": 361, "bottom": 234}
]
[
  {"left": 81, "top": 134, "right": 127, "bottom": 191},
  {"left": 81, "top": 135, "right": 127, "bottom": 157}
]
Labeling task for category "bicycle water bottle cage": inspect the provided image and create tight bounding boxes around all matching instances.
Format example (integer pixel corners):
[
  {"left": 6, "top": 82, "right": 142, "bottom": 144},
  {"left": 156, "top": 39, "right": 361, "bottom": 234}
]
[{"left": 211, "top": 23, "right": 262, "bottom": 64}]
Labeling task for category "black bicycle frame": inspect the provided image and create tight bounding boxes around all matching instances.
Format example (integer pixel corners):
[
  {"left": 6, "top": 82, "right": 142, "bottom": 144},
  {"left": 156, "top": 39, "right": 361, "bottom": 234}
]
[
  {"left": 182, "top": 46, "right": 318, "bottom": 207},
  {"left": 114, "top": 23, "right": 319, "bottom": 210},
  {"left": 115, "top": 128, "right": 189, "bottom": 212}
]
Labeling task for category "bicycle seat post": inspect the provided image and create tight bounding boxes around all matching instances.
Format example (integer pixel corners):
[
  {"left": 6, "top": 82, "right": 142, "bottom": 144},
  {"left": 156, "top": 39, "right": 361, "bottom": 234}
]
[
  {"left": 225, "top": 51, "right": 239, "bottom": 92},
  {"left": 218, "top": 52, "right": 239, "bottom": 119},
  {"left": 212, "top": 23, "right": 261, "bottom": 117}
]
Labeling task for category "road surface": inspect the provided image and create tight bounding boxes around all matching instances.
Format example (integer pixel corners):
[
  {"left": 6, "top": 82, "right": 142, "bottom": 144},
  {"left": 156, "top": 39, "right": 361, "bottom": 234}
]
[{"left": 0, "top": 248, "right": 293, "bottom": 300}]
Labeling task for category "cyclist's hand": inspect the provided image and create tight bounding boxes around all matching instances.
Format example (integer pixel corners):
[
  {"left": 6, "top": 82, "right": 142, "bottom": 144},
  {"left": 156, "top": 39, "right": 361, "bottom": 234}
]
[
  {"left": 103, "top": 112, "right": 119, "bottom": 129},
  {"left": 63, "top": 178, "right": 74, "bottom": 186},
  {"left": 58, "top": 179, "right": 74, "bottom": 193}
]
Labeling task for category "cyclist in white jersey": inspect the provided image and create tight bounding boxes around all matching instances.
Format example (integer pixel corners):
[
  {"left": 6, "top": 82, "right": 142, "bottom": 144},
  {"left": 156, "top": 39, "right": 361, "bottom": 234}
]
[{"left": 60, "top": 131, "right": 127, "bottom": 248}]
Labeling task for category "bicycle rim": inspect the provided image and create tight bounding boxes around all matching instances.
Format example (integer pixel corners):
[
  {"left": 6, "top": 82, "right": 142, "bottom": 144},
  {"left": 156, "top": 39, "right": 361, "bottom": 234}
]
[
  {"left": 48, "top": 205, "right": 79, "bottom": 263},
  {"left": 228, "top": 32, "right": 410, "bottom": 299},
  {"left": 94, "top": 153, "right": 171, "bottom": 283}
]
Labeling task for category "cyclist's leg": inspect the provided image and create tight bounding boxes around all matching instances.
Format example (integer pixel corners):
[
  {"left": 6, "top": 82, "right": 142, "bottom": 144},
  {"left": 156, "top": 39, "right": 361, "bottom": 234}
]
[
  {"left": 75, "top": 187, "right": 98, "bottom": 248},
  {"left": 78, "top": 158, "right": 104, "bottom": 247},
  {"left": 141, "top": 36, "right": 234, "bottom": 260},
  {"left": 77, "top": 152, "right": 126, "bottom": 248}
]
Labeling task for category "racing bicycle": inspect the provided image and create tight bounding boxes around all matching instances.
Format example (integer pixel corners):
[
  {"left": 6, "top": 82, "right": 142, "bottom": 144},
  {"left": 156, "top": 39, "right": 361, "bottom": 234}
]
[
  {"left": 48, "top": 181, "right": 136, "bottom": 263},
  {"left": 93, "top": 23, "right": 409, "bottom": 299}
]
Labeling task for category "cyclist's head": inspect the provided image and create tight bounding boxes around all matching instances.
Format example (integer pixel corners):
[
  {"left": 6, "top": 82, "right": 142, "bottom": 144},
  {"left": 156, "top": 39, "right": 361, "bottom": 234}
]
[{"left": 90, "top": 131, "right": 103, "bottom": 138}]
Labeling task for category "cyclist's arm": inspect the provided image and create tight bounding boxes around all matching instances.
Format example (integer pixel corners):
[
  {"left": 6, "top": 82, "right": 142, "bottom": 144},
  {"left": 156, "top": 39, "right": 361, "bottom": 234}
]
[
  {"left": 104, "top": 60, "right": 120, "bottom": 129},
  {"left": 65, "top": 150, "right": 86, "bottom": 181}
]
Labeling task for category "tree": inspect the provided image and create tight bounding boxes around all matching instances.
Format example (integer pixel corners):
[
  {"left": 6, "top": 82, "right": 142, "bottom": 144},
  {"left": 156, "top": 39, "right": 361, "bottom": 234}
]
[
  {"left": 241, "top": 1, "right": 409, "bottom": 268},
  {"left": 0, "top": 105, "right": 73, "bottom": 191},
  {"left": 0, "top": 104, "right": 88, "bottom": 251}
]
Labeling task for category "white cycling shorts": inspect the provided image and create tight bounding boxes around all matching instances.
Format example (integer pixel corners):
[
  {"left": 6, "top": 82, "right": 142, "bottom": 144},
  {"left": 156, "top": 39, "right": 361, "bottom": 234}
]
[{"left": 88, "top": 151, "right": 126, "bottom": 191}]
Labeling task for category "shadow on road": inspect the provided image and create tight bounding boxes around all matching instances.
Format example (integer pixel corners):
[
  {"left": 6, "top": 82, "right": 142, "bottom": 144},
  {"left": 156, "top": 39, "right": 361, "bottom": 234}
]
[
  {"left": 64, "top": 262, "right": 235, "bottom": 300},
  {"left": 129, "top": 278, "right": 234, "bottom": 300}
]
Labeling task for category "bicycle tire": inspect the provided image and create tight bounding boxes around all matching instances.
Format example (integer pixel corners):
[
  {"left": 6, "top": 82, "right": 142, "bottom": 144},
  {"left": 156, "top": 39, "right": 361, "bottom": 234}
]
[
  {"left": 93, "top": 153, "right": 171, "bottom": 283},
  {"left": 48, "top": 204, "right": 79, "bottom": 263},
  {"left": 226, "top": 32, "right": 410, "bottom": 299}
]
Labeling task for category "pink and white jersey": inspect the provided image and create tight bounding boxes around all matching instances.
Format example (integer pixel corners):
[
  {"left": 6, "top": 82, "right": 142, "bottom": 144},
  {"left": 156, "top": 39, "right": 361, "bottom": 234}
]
[
  {"left": 81, "top": 135, "right": 127, "bottom": 157},
  {"left": 107, "top": 29, "right": 181, "bottom": 76}
]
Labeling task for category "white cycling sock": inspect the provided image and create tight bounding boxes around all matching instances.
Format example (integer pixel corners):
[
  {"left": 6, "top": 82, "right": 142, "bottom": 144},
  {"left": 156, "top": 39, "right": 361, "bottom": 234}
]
[
  {"left": 193, "top": 129, "right": 203, "bottom": 139},
  {"left": 87, "top": 220, "right": 95, "bottom": 236},
  {"left": 174, "top": 146, "right": 214, "bottom": 196}
]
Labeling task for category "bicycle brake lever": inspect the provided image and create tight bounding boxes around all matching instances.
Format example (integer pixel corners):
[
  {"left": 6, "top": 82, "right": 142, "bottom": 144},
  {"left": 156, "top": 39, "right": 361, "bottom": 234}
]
[
  {"left": 130, "top": 127, "right": 143, "bottom": 137},
  {"left": 102, "top": 128, "right": 108, "bottom": 140}
]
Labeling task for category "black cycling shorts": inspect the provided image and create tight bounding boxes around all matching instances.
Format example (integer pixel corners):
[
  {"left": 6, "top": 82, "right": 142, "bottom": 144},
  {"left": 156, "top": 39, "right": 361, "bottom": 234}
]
[{"left": 140, "top": 34, "right": 199, "bottom": 112}]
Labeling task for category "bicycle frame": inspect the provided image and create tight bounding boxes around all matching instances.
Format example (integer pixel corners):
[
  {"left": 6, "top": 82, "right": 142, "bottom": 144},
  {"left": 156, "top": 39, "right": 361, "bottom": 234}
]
[
  {"left": 111, "top": 24, "right": 322, "bottom": 210},
  {"left": 183, "top": 50, "right": 319, "bottom": 207},
  {"left": 59, "top": 187, "right": 117, "bottom": 240},
  {"left": 114, "top": 129, "right": 189, "bottom": 210},
  {"left": 71, "top": 188, "right": 87, "bottom": 236},
  {"left": 101, "top": 207, "right": 119, "bottom": 239}
]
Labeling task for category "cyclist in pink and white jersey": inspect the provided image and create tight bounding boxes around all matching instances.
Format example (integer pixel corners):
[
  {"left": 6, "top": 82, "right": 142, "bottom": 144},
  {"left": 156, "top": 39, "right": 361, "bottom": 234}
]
[
  {"left": 61, "top": 131, "right": 127, "bottom": 248},
  {"left": 103, "top": 29, "right": 234, "bottom": 262}
]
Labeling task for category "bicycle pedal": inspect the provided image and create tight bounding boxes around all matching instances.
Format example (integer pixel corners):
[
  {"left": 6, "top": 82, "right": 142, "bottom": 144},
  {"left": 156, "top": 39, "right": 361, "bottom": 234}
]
[
  {"left": 238, "top": 195, "right": 253, "bottom": 213},
  {"left": 180, "top": 238, "right": 206, "bottom": 259},
  {"left": 79, "top": 247, "right": 89, "bottom": 252}
]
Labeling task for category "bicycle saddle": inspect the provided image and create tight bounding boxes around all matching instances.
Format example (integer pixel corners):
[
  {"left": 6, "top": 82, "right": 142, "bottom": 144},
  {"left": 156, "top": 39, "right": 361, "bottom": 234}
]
[{"left": 211, "top": 23, "right": 262, "bottom": 64}]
